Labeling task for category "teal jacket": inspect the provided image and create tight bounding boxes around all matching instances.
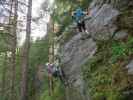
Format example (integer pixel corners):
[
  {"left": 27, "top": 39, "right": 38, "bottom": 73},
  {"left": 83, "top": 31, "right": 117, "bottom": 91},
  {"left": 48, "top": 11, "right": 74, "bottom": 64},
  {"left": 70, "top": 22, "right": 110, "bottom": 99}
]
[{"left": 72, "top": 8, "right": 85, "bottom": 23}]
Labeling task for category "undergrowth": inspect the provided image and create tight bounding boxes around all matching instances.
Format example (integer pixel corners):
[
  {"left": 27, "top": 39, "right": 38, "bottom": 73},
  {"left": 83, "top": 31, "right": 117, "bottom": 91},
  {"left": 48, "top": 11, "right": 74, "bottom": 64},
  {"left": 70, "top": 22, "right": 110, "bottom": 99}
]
[{"left": 82, "top": 36, "right": 133, "bottom": 100}]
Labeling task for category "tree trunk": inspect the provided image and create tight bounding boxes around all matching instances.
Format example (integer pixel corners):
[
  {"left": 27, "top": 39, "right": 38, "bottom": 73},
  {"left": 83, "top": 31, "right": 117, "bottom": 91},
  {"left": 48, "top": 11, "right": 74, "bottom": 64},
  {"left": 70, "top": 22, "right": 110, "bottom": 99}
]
[
  {"left": 9, "top": 0, "right": 18, "bottom": 99},
  {"left": 1, "top": 52, "right": 7, "bottom": 100},
  {"left": 20, "top": 0, "right": 32, "bottom": 100}
]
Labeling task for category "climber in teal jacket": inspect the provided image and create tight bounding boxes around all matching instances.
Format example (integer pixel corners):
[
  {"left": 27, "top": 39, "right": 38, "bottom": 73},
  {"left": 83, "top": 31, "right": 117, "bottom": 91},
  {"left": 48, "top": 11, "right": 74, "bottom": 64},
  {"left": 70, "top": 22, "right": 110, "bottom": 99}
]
[{"left": 72, "top": 7, "right": 87, "bottom": 32}]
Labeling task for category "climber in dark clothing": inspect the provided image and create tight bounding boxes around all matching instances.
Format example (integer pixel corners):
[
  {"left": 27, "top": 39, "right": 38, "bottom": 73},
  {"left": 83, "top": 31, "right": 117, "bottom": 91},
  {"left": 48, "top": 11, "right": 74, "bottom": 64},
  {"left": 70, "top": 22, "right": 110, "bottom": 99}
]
[
  {"left": 46, "top": 63, "right": 67, "bottom": 85},
  {"left": 72, "top": 7, "right": 87, "bottom": 32},
  {"left": 77, "top": 20, "right": 86, "bottom": 32},
  {"left": 53, "top": 66, "right": 67, "bottom": 85}
]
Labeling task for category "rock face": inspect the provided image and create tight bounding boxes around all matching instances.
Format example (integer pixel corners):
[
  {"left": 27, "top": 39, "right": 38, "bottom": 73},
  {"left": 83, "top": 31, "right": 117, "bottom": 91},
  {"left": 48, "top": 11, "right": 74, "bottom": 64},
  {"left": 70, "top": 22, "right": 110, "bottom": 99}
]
[
  {"left": 86, "top": 0, "right": 133, "bottom": 41},
  {"left": 59, "top": 1, "right": 132, "bottom": 100},
  {"left": 86, "top": 4, "right": 120, "bottom": 40},
  {"left": 89, "top": 0, "right": 132, "bottom": 10},
  {"left": 61, "top": 33, "right": 97, "bottom": 100},
  {"left": 114, "top": 30, "right": 128, "bottom": 40},
  {"left": 126, "top": 60, "right": 133, "bottom": 75}
]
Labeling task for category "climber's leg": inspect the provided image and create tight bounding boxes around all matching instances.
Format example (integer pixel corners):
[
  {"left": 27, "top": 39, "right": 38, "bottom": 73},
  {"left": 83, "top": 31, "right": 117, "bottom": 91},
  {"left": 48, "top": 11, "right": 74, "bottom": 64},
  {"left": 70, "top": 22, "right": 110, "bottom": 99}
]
[
  {"left": 59, "top": 74, "right": 64, "bottom": 83},
  {"left": 48, "top": 74, "right": 53, "bottom": 96},
  {"left": 80, "top": 21, "right": 87, "bottom": 40},
  {"left": 61, "top": 69, "right": 66, "bottom": 79},
  {"left": 82, "top": 21, "right": 86, "bottom": 32},
  {"left": 77, "top": 22, "right": 82, "bottom": 32},
  {"left": 56, "top": 68, "right": 67, "bottom": 86},
  {"left": 51, "top": 77, "right": 54, "bottom": 91},
  {"left": 60, "top": 69, "right": 68, "bottom": 86}
]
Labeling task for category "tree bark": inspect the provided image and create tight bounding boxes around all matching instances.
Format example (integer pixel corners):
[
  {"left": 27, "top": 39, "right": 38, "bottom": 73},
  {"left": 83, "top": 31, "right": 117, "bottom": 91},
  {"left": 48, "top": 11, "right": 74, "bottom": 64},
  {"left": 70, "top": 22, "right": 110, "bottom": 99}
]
[
  {"left": 20, "top": 0, "right": 32, "bottom": 100},
  {"left": 1, "top": 52, "right": 7, "bottom": 100},
  {"left": 9, "top": 0, "right": 18, "bottom": 99}
]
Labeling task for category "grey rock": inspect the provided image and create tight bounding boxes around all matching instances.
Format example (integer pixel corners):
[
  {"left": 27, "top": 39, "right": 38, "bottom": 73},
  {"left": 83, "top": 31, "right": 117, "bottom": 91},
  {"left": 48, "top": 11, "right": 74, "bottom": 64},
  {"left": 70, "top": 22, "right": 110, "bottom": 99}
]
[
  {"left": 59, "top": 0, "right": 132, "bottom": 100},
  {"left": 89, "top": 0, "right": 131, "bottom": 10},
  {"left": 86, "top": 4, "right": 120, "bottom": 40},
  {"left": 126, "top": 60, "right": 133, "bottom": 75},
  {"left": 89, "top": 6, "right": 100, "bottom": 17},
  {"left": 61, "top": 33, "right": 97, "bottom": 100},
  {"left": 114, "top": 30, "right": 128, "bottom": 40}
]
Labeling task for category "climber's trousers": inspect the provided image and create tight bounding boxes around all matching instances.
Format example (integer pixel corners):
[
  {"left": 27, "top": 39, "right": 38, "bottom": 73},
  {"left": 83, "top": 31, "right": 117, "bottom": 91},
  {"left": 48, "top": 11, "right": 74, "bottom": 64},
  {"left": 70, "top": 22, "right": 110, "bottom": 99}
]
[{"left": 77, "top": 21, "right": 86, "bottom": 32}]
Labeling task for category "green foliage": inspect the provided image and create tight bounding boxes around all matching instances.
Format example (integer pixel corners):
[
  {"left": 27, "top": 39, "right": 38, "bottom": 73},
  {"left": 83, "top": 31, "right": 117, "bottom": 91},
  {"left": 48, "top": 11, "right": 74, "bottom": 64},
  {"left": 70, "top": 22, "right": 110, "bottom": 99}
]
[
  {"left": 29, "top": 38, "right": 49, "bottom": 66},
  {"left": 82, "top": 36, "right": 133, "bottom": 100},
  {"left": 53, "top": 0, "right": 92, "bottom": 37},
  {"left": 0, "top": 32, "right": 9, "bottom": 52},
  {"left": 39, "top": 80, "right": 65, "bottom": 100},
  {"left": 107, "top": 91, "right": 124, "bottom": 100},
  {"left": 28, "top": 37, "right": 50, "bottom": 99},
  {"left": 111, "top": 42, "right": 127, "bottom": 62},
  {"left": 27, "top": 37, "right": 65, "bottom": 100},
  {"left": 60, "top": 31, "right": 76, "bottom": 44},
  {"left": 118, "top": 9, "right": 133, "bottom": 30},
  {"left": 111, "top": 36, "right": 133, "bottom": 62},
  {"left": 80, "top": 0, "right": 92, "bottom": 9}
]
